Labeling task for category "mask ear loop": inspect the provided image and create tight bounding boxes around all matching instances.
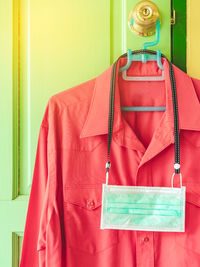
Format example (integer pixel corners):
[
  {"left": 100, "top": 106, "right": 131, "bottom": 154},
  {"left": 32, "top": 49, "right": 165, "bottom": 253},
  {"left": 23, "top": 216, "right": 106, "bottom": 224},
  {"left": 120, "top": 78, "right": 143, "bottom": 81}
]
[
  {"left": 171, "top": 163, "right": 182, "bottom": 188},
  {"left": 105, "top": 162, "right": 111, "bottom": 185}
]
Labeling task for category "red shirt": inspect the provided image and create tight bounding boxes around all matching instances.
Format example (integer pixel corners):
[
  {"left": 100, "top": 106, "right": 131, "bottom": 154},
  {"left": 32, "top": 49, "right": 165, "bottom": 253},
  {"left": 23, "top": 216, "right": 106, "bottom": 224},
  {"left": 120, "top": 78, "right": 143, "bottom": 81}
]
[{"left": 20, "top": 56, "right": 200, "bottom": 267}]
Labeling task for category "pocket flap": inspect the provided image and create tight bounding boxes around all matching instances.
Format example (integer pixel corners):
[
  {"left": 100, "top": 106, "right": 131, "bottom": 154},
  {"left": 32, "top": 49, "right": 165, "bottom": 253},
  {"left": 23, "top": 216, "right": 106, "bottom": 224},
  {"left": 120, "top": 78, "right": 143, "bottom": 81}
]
[
  {"left": 64, "top": 182, "right": 200, "bottom": 210},
  {"left": 64, "top": 184, "right": 103, "bottom": 210}
]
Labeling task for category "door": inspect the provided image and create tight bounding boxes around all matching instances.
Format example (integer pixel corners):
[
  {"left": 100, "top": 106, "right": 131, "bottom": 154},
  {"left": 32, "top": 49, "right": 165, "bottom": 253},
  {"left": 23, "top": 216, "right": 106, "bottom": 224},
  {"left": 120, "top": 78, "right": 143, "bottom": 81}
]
[{"left": 0, "top": 0, "right": 192, "bottom": 265}]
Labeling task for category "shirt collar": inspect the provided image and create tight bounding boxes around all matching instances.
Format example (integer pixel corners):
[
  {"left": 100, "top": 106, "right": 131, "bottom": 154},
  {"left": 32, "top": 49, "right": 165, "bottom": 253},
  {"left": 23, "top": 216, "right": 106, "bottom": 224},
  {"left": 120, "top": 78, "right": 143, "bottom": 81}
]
[{"left": 80, "top": 56, "right": 200, "bottom": 157}]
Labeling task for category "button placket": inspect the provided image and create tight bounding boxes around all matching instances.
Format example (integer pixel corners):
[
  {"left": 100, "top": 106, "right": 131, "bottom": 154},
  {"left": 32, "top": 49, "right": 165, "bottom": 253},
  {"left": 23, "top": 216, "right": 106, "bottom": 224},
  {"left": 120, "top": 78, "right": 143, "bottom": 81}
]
[{"left": 136, "top": 231, "right": 154, "bottom": 267}]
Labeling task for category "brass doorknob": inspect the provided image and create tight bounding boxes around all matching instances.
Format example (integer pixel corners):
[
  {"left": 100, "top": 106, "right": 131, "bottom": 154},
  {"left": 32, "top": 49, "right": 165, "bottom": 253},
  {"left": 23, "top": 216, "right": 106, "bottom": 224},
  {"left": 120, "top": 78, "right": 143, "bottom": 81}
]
[{"left": 128, "top": 0, "right": 161, "bottom": 37}]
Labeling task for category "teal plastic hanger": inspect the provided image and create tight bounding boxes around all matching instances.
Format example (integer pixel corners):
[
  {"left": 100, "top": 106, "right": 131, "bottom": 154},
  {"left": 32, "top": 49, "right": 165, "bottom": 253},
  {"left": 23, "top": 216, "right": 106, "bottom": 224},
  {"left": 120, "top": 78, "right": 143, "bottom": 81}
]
[{"left": 119, "top": 18, "right": 166, "bottom": 111}]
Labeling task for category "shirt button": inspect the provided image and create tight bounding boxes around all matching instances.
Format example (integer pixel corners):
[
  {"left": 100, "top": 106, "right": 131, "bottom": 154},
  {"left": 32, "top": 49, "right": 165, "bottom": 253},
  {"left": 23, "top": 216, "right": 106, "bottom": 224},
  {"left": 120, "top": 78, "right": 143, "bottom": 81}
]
[
  {"left": 87, "top": 200, "right": 95, "bottom": 208},
  {"left": 143, "top": 236, "right": 149, "bottom": 243}
]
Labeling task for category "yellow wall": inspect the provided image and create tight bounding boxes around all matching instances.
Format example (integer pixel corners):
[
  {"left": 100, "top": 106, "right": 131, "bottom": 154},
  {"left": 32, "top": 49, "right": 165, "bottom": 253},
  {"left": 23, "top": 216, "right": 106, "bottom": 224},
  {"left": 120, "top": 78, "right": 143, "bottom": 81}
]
[{"left": 187, "top": 0, "right": 200, "bottom": 78}]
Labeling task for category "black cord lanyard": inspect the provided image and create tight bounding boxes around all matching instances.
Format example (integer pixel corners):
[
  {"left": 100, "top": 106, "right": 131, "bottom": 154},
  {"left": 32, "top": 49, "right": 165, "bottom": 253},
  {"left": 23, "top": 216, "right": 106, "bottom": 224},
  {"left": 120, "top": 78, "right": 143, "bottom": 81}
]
[{"left": 105, "top": 49, "right": 180, "bottom": 182}]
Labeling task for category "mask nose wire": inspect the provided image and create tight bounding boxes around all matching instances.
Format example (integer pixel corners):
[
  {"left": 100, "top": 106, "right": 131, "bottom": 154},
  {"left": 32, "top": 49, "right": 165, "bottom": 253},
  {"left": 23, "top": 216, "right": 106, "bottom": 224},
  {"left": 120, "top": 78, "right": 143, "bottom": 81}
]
[{"left": 105, "top": 49, "right": 181, "bottom": 186}]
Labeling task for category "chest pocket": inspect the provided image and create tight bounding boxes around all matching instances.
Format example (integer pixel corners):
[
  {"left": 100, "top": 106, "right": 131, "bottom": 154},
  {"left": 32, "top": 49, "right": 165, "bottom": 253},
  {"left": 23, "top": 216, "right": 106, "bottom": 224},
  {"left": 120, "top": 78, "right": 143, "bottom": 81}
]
[
  {"left": 175, "top": 182, "right": 200, "bottom": 254},
  {"left": 63, "top": 184, "right": 119, "bottom": 255}
]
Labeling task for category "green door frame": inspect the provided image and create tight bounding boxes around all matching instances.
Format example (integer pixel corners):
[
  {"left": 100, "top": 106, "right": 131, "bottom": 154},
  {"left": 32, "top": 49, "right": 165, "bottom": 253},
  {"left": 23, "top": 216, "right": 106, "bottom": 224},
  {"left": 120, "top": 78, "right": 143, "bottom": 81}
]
[{"left": 171, "top": 0, "right": 187, "bottom": 72}]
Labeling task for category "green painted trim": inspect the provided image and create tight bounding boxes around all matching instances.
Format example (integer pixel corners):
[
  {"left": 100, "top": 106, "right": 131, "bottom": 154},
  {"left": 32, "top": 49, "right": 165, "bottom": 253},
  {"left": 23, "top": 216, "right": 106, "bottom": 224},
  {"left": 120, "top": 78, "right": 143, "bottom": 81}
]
[
  {"left": 171, "top": 0, "right": 187, "bottom": 72},
  {"left": 12, "top": 232, "right": 19, "bottom": 267},
  {"left": 12, "top": 0, "right": 20, "bottom": 199},
  {"left": 12, "top": 232, "right": 24, "bottom": 267},
  {"left": 13, "top": 195, "right": 29, "bottom": 201}
]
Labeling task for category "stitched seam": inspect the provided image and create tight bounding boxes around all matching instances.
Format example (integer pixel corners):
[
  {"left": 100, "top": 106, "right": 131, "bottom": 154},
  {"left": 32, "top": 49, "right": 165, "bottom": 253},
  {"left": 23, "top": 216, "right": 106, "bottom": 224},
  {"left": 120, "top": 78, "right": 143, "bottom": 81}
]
[{"left": 80, "top": 79, "right": 97, "bottom": 136}]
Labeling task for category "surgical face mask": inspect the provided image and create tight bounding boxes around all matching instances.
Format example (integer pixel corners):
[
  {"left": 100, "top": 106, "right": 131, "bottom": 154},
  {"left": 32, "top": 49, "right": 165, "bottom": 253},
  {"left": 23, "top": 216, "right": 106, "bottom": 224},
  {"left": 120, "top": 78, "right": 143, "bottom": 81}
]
[
  {"left": 100, "top": 52, "right": 186, "bottom": 232},
  {"left": 100, "top": 173, "right": 185, "bottom": 232}
]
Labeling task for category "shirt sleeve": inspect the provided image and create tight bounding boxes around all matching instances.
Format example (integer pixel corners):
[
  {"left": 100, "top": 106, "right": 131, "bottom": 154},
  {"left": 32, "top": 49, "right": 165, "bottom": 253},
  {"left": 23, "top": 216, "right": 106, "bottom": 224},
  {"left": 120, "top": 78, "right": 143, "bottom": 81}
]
[
  {"left": 20, "top": 98, "right": 64, "bottom": 267},
  {"left": 20, "top": 102, "right": 50, "bottom": 267}
]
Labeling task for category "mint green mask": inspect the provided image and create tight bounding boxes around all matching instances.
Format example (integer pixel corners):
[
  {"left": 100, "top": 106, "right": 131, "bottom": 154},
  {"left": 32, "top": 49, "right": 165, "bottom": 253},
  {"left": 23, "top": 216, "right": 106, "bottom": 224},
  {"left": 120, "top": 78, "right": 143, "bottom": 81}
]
[{"left": 100, "top": 174, "right": 185, "bottom": 232}]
